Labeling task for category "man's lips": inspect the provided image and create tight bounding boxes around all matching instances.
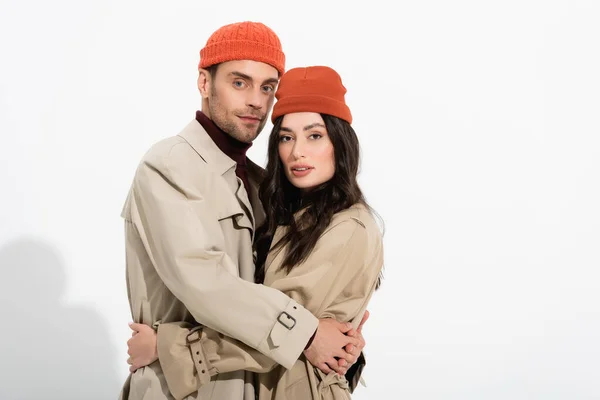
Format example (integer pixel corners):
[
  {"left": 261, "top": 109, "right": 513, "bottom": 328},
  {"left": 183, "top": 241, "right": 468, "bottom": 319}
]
[{"left": 238, "top": 115, "right": 262, "bottom": 123}]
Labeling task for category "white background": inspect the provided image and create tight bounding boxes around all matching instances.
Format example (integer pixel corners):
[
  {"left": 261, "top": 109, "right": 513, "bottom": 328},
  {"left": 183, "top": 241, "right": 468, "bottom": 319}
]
[{"left": 1, "top": 0, "right": 599, "bottom": 399}]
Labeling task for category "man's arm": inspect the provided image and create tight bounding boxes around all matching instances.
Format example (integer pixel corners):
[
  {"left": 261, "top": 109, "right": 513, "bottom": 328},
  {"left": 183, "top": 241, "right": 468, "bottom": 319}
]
[
  {"left": 130, "top": 142, "right": 317, "bottom": 368},
  {"left": 144, "top": 216, "right": 378, "bottom": 398}
]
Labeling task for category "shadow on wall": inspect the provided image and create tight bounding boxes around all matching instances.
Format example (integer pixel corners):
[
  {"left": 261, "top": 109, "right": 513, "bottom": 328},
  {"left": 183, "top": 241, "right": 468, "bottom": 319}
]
[{"left": 0, "top": 237, "right": 121, "bottom": 400}]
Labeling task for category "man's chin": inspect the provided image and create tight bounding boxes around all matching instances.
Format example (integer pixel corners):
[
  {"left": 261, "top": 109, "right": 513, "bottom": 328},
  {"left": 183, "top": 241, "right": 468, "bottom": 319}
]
[
  {"left": 231, "top": 131, "right": 256, "bottom": 144},
  {"left": 237, "top": 125, "right": 262, "bottom": 142}
]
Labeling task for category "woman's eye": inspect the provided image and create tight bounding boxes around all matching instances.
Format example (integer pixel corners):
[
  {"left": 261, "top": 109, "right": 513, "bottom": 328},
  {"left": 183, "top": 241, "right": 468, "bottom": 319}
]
[
  {"left": 279, "top": 136, "right": 292, "bottom": 142},
  {"left": 309, "top": 133, "right": 322, "bottom": 140}
]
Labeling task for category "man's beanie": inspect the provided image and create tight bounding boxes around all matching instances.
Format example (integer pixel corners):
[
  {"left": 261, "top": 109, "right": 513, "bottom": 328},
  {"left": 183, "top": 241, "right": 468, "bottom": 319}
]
[
  {"left": 271, "top": 66, "right": 352, "bottom": 124},
  {"left": 199, "top": 21, "right": 285, "bottom": 76}
]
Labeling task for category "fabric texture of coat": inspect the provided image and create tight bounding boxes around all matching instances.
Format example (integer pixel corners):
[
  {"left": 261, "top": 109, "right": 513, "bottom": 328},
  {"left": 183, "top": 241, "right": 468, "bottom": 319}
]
[
  {"left": 157, "top": 203, "right": 384, "bottom": 399},
  {"left": 119, "top": 119, "right": 319, "bottom": 400}
]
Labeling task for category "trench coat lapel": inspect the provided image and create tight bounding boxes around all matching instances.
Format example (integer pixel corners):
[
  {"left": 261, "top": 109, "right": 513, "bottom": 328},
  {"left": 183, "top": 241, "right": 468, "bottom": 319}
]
[{"left": 178, "top": 120, "right": 254, "bottom": 234}]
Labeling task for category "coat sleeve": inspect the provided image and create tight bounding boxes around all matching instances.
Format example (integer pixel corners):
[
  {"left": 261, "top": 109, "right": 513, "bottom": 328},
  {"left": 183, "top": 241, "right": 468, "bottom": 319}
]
[
  {"left": 130, "top": 142, "right": 318, "bottom": 377},
  {"left": 157, "top": 322, "right": 279, "bottom": 400},
  {"left": 156, "top": 215, "right": 383, "bottom": 399},
  {"left": 315, "top": 218, "right": 383, "bottom": 394}
]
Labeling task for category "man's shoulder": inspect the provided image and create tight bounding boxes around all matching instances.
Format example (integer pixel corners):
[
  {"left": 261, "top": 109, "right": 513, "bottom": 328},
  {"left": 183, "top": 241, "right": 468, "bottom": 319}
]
[
  {"left": 138, "top": 134, "right": 209, "bottom": 174},
  {"left": 141, "top": 135, "right": 189, "bottom": 162}
]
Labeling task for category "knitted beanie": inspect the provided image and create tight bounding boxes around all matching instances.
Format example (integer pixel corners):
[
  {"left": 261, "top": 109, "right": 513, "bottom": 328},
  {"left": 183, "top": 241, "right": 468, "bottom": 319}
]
[
  {"left": 271, "top": 66, "right": 352, "bottom": 124},
  {"left": 199, "top": 21, "right": 285, "bottom": 75}
]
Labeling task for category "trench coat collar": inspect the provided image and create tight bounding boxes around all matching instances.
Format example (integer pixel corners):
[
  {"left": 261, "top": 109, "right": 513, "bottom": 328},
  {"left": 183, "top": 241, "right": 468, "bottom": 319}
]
[
  {"left": 178, "top": 118, "right": 262, "bottom": 234},
  {"left": 177, "top": 119, "right": 236, "bottom": 177}
]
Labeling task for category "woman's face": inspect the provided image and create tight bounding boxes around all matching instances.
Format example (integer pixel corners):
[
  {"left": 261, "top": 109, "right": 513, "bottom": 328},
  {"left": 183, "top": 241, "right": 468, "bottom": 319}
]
[{"left": 278, "top": 112, "right": 335, "bottom": 192}]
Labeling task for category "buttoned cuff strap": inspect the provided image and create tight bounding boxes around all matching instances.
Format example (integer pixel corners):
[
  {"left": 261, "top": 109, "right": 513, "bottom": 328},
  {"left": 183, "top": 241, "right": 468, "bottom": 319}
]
[
  {"left": 265, "top": 299, "right": 319, "bottom": 370},
  {"left": 186, "top": 329, "right": 215, "bottom": 385}
]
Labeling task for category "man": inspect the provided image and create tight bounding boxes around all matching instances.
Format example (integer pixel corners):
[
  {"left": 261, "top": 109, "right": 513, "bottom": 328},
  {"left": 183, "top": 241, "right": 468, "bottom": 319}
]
[{"left": 120, "top": 21, "right": 366, "bottom": 400}]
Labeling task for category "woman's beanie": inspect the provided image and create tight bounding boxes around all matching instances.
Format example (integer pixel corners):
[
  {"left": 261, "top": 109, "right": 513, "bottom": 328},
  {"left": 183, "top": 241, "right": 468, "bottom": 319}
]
[
  {"left": 199, "top": 21, "right": 285, "bottom": 76},
  {"left": 271, "top": 66, "right": 352, "bottom": 124}
]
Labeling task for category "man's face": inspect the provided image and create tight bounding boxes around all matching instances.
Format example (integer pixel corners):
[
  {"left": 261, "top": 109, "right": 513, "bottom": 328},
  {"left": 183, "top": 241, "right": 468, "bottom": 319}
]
[{"left": 200, "top": 60, "right": 279, "bottom": 143}]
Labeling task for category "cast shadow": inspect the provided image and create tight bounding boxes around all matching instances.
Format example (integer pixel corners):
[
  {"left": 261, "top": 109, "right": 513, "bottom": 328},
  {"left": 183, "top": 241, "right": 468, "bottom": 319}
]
[{"left": 0, "top": 237, "right": 121, "bottom": 399}]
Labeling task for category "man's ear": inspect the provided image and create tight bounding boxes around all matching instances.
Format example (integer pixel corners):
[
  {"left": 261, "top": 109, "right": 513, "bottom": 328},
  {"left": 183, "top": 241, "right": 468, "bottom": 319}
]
[{"left": 198, "top": 68, "right": 211, "bottom": 99}]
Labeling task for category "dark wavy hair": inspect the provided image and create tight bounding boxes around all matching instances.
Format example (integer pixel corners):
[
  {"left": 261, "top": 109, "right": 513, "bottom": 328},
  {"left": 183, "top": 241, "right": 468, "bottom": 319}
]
[{"left": 254, "top": 114, "right": 382, "bottom": 286}]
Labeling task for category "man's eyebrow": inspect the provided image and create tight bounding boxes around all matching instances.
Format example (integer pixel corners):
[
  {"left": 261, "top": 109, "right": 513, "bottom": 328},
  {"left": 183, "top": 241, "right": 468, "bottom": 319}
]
[
  {"left": 263, "top": 77, "right": 279, "bottom": 85},
  {"left": 230, "top": 72, "right": 278, "bottom": 86},
  {"left": 230, "top": 71, "right": 253, "bottom": 81}
]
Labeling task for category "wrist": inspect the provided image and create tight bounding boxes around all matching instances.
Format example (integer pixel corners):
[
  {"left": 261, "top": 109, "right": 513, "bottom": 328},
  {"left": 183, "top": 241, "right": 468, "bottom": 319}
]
[{"left": 304, "top": 328, "right": 317, "bottom": 350}]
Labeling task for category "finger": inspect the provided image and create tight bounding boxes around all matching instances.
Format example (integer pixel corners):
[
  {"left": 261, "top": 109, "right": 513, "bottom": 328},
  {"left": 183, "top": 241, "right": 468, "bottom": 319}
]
[
  {"left": 344, "top": 336, "right": 361, "bottom": 348},
  {"left": 129, "top": 322, "right": 144, "bottom": 332},
  {"left": 332, "top": 346, "right": 353, "bottom": 363},
  {"left": 349, "top": 342, "right": 361, "bottom": 356},
  {"left": 341, "top": 351, "right": 357, "bottom": 364},
  {"left": 337, "top": 335, "right": 360, "bottom": 351},
  {"left": 325, "top": 358, "right": 343, "bottom": 374},
  {"left": 127, "top": 357, "right": 133, "bottom": 365},
  {"left": 357, "top": 335, "right": 366, "bottom": 351},
  {"left": 127, "top": 336, "right": 138, "bottom": 349},
  {"left": 337, "top": 359, "right": 348, "bottom": 368},
  {"left": 335, "top": 321, "right": 353, "bottom": 334},
  {"left": 138, "top": 324, "right": 154, "bottom": 333},
  {"left": 345, "top": 344, "right": 355, "bottom": 353},
  {"left": 357, "top": 310, "right": 370, "bottom": 333},
  {"left": 129, "top": 365, "right": 136, "bottom": 373},
  {"left": 318, "top": 362, "right": 333, "bottom": 375},
  {"left": 335, "top": 345, "right": 359, "bottom": 363},
  {"left": 346, "top": 328, "right": 358, "bottom": 337}
]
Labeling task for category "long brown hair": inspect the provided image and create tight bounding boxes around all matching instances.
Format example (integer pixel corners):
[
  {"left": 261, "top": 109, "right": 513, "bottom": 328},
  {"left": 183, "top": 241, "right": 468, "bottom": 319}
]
[{"left": 254, "top": 114, "right": 378, "bottom": 284}]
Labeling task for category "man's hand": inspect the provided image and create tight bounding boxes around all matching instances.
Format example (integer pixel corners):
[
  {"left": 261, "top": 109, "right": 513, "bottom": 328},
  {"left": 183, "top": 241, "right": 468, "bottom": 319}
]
[
  {"left": 303, "top": 318, "right": 360, "bottom": 375},
  {"left": 126, "top": 322, "right": 158, "bottom": 372}
]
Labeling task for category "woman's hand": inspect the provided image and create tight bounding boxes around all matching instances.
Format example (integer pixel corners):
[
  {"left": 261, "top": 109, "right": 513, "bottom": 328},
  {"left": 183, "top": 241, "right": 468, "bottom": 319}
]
[{"left": 126, "top": 322, "right": 158, "bottom": 372}]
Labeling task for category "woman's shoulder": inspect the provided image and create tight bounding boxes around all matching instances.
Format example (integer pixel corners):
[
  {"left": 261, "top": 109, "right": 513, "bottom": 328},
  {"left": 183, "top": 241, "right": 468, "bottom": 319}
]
[{"left": 330, "top": 203, "right": 381, "bottom": 236}]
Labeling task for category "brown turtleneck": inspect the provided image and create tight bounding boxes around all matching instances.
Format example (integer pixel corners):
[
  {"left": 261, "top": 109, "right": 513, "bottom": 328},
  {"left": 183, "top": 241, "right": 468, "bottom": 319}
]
[{"left": 196, "top": 111, "right": 252, "bottom": 192}]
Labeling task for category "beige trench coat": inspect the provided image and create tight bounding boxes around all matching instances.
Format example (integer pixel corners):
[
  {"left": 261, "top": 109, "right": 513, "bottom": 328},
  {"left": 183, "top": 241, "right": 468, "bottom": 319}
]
[
  {"left": 157, "top": 203, "right": 384, "bottom": 399},
  {"left": 119, "top": 119, "right": 319, "bottom": 400}
]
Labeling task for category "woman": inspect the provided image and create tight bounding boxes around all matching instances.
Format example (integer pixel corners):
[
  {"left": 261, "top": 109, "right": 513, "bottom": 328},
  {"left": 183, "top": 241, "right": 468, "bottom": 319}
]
[{"left": 126, "top": 65, "right": 384, "bottom": 399}]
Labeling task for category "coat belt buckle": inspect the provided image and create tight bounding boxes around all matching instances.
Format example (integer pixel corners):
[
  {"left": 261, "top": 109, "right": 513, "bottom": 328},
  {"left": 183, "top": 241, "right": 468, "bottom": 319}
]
[
  {"left": 186, "top": 329, "right": 202, "bottom": 345},
  {"left": 277, "top": 311, "right": 297, "bottom": 330}
]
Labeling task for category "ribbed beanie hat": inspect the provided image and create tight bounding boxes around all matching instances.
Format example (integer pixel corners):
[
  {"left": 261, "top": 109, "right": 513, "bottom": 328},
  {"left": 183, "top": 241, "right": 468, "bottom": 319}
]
[
  {"left": 271, "top": 66, "right": 352, "bottom": 123},
  {"left": 199, "top": 21, "right": 285, "bottom": 75}
]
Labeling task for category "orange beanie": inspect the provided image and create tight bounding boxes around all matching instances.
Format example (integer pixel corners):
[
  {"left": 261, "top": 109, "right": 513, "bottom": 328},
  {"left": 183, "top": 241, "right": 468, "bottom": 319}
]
[
  {"left": 271, "top": 66, "right": 352, "bottom": 124},
  {"left": 199, "top": 21, "right": 285, "bottom": 76}
]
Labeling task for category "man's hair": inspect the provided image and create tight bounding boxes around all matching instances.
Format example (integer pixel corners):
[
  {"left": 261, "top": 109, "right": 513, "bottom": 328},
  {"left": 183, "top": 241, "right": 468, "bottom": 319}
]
[{"left": 206, "top": 64, "right": 219, "bottom": 80}]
